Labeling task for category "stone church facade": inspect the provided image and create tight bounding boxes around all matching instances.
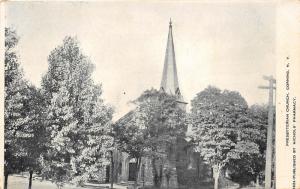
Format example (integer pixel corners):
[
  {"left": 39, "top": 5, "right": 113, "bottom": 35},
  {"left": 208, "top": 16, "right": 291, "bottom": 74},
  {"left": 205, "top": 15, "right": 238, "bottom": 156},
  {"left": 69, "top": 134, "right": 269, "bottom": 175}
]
[{"left": 105, "top": 21, "right": 212, "bottom": 188}]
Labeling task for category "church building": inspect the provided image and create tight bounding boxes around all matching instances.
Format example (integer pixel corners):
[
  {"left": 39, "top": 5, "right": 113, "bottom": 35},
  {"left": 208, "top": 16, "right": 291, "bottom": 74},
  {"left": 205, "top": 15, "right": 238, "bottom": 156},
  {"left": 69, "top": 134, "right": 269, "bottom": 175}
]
[{"left": 105, "top": 20, "right": 212, "bottom": 188}]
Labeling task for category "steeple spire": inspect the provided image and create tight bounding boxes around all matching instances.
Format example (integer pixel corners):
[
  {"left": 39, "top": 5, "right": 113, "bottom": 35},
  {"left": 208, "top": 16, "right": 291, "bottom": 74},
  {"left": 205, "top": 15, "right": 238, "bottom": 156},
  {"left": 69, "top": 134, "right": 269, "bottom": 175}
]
[{"left": 160, "top": 19, "right": 180, "bottom": 95}]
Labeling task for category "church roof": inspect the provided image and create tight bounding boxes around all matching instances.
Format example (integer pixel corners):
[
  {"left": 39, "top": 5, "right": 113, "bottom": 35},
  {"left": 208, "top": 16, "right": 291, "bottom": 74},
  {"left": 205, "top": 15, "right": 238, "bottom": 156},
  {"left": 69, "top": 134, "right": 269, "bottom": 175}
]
[{"left": 114, "top": 110, "right": 134, "bottom": 126}]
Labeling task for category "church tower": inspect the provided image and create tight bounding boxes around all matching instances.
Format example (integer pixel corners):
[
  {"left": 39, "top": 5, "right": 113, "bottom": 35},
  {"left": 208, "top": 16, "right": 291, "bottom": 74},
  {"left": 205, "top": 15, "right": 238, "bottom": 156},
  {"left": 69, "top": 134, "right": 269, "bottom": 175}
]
[
  {"left": 160, "top": 19, "right": 188, "bottom": 188},
  {"left": 160, "top": 19, "right": 187, "bottom": 110}
]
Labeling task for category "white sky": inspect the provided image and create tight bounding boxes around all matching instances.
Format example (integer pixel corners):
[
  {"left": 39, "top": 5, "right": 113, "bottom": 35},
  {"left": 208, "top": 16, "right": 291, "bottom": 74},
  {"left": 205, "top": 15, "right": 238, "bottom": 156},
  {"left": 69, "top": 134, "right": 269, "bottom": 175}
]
[{"left": 5, "top": 1, "right": 276, "bottom": 120}]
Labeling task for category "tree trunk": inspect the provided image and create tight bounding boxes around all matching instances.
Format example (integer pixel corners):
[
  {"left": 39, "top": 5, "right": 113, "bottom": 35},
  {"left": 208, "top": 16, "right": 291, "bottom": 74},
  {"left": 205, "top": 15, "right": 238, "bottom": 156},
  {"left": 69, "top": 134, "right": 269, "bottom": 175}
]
[
  {"left": 152, "top": 158, "right": 159, "bottom": 187},
  {"left": 256, "top": 175, "right": 260, "bottom": 188},
  {"left": 151, "top": 158, "right": 164, "bottom": 188},
  {"left": 4, "top": 173, "right": 8, "bottom": 189},
  {"left": 142, "top": 164, "right": 145, "bottom": 187},
  {"left": 110, "top": 151, "right": 114, "bottom": 189},
  {"left": 214, "top": 173, "right": 219, "bottom": 189},
  {"left": 28, "top": 170, "right": 33, "bottom": 189},
  {"left": 134, "top": 157, "right": 141, "bottom": 189},
  {"left": 197, "top": 158, "right": 200, "bottom": 179},
  {"left": 213, "top": 165, "right": 221, "bottom": 189},
  {"left": 159, "top": 164, "right": 163, "bottom": 187},
  {"left": 56, "top": 183, "right": 60, "bottom": 189}
]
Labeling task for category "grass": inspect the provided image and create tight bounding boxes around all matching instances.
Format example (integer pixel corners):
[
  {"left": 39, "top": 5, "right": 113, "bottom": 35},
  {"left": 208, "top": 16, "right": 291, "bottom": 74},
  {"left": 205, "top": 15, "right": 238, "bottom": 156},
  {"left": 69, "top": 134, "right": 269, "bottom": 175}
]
[
  {"left": 7, "top": 175, "right": 127, "bottom": 189},
  {"left": 8, "top": 175, "right": 79, "bottom": 189},
  {"left": 7, "top": 175, "right": 264, "bottom": 189}
]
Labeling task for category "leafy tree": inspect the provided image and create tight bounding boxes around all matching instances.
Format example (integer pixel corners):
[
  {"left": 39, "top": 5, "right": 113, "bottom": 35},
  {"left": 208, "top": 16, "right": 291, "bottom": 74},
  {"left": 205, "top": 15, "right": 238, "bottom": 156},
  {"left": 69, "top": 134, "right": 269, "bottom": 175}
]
[
  {"left": 41, "top": 85, "right": 78, "bottom": 188},
  {"left": 114, "top": 89, "right": 187, "bottom": 188},
  {"left": 41, "top": 37, "right": 113, "bottom": 188},
  {"left": 5, "top": 27, "right": 47, "bottom": 189},
  {"left": 23, "top": 86, "right": 48, "bottom": 189},
  {"left": 228, "top": 104, "right": 268, "bottom": 186},
  {"left": 190, "top": 86, "right": 261, "bottom": 189},
  {"left": 4, "top": 27, "right": 32, "bottom": 189},
  {"left": 136, "top": 89, "right": 187, "bottom": 188}
]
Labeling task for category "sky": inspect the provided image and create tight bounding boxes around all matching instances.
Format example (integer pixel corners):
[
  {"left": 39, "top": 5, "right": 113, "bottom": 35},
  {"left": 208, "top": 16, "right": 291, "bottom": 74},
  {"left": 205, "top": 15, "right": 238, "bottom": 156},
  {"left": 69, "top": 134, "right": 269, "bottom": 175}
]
[{"left": 5, "top": 1, "right": 276, "bottom": 120}]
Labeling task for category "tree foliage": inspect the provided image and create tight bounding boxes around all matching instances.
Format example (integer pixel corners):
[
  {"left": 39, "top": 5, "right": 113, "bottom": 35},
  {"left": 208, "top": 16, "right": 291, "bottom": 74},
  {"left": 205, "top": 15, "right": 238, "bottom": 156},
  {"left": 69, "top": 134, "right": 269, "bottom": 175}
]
[
  {"left": 5, "top": 27, "right": 28, "bottom": 175},
  {"left": 190, "top": 86, "right": 262, "bottom": 189},
  {"left": 5, "top": 28, "right": 35, "bottom": 173},
  {"left": 41, "top": 37, "right": 113, "bottom": 187},
  {"left": 5, "top": 28, "right": 47, "bottom": 189},
  {"left": 226, "top": 104, "right": 268, "bottom": 186},
  {"left": 114, "top": 89, "right": 187, "bottom": 187},
  {"left": 115, "top": 89, "right": 187, "bottom": 156}
]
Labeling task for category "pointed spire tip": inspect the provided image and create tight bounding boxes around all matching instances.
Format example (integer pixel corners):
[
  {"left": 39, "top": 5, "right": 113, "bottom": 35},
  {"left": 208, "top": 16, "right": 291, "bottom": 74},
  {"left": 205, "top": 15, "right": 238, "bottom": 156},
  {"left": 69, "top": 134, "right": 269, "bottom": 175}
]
[{"left": 169, "top": 18, "right": 172, "bottom": 27}]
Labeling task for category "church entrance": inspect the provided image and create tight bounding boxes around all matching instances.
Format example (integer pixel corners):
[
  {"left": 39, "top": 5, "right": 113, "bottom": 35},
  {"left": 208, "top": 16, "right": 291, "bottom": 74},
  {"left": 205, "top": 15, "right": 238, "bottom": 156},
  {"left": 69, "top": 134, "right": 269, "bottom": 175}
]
[{"left": 128, "top": 163, "right": 137, "bottom": 181}]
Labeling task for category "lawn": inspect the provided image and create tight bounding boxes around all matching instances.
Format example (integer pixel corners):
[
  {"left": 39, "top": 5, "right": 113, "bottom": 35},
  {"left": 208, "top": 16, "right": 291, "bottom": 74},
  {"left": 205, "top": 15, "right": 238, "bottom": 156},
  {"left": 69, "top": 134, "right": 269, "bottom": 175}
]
[
  {"left": 7, "top": 175, "right": 126, "bottom": 189},
  {"left": 7, "top": 175, "right": 263, "bottom": 189}
]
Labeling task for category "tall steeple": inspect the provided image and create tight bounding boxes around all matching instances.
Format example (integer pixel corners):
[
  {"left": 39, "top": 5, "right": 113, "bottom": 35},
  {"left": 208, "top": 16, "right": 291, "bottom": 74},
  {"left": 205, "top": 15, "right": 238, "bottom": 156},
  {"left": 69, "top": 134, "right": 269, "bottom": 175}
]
[
  {"left": 160, "top": 19, "right": 181, "bottom": 96},
  {"left": 160, "top": 19, "right": 187, "bottom": 110}
]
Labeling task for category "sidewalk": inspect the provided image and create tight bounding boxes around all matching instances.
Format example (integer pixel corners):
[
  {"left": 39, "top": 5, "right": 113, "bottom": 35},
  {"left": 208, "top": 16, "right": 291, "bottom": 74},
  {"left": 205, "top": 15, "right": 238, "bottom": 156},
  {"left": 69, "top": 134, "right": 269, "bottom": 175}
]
[{"left": 84, "top": 183, "right": 128, "bottom": 189}]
